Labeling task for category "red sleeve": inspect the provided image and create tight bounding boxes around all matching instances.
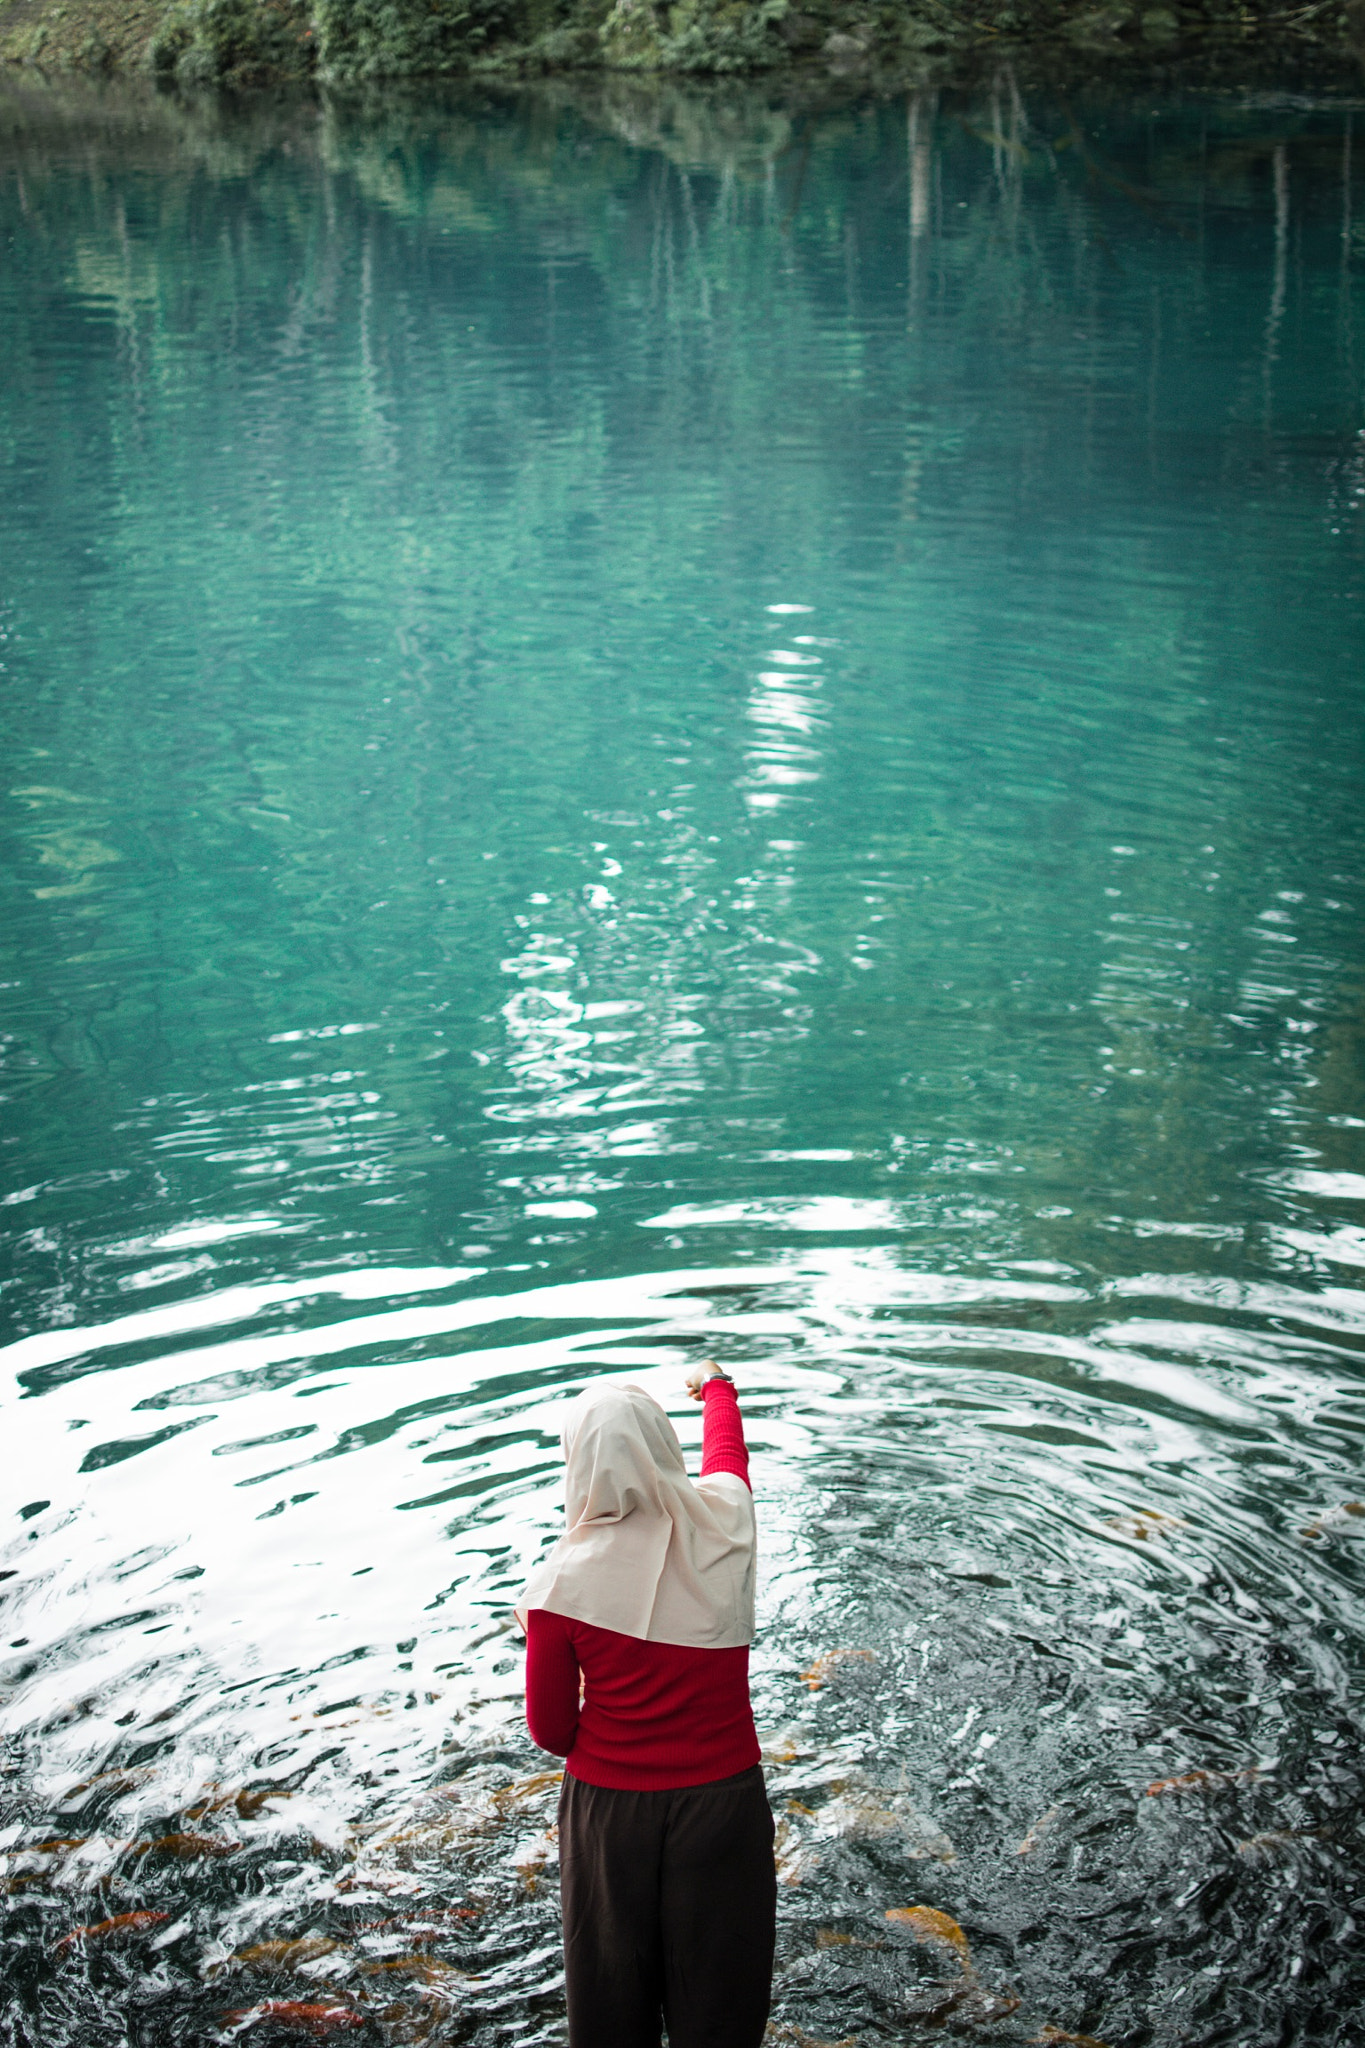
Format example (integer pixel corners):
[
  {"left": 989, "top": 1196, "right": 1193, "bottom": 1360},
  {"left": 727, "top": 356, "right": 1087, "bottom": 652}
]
[
  {"left": 700, "top": 1376, "right": 750, "bottom": 1490},
  {"left": 525, "top": 1608, "right": 581, "bottom": 1756}
]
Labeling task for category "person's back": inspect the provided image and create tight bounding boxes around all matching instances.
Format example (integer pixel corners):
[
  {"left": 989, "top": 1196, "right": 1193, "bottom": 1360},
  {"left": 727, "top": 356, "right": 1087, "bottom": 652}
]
[
  {"left": 517, "top": 1367, "right": 775, "bottom": 2048},
  {"left": 528, "top": 1614, "right": 757, "bottom": 1786}
]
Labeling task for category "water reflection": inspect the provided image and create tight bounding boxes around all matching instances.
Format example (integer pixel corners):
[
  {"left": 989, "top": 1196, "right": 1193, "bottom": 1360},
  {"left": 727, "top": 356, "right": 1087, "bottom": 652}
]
[{"left": 1, "top": 67, "right": 1363, "bottom": 2048}]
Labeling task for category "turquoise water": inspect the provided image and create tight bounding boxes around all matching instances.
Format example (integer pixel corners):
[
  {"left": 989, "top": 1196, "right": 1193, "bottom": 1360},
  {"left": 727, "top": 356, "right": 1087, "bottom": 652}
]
[{"left": 1, "top": 73, "right": 1364, "bottom": 2046}]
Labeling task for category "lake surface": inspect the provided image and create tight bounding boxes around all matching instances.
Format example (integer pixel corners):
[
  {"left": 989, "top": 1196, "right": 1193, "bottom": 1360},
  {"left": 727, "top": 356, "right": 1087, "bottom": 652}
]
[{"left": 1, "top": 70, "right": 1363, "bottom": 2047}]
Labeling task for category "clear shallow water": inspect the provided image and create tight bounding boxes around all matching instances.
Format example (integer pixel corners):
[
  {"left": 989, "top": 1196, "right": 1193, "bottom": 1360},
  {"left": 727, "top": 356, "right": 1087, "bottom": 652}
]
[{"left": 1, "top": 70, "right": 1364, "bottom": 2047}]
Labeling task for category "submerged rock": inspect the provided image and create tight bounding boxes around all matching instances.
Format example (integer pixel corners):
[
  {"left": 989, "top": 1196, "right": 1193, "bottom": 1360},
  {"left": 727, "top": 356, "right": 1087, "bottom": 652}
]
[{"left": 821, "top": 29, "right": 869, "bottom": 67}]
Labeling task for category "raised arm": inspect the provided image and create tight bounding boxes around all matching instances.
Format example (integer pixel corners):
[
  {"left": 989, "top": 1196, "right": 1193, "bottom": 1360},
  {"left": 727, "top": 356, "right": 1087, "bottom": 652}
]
[
  {"left": 525, "top": 1607, "right": 582, "bottom": 1756},
  {"left": 687, "top": 1363, "right": 751, "bottom": 1491}
]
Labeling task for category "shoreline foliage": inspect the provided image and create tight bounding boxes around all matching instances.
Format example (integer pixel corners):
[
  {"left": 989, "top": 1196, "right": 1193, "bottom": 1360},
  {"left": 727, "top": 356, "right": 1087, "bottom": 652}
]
[{"left": 0, "top": 0, "right": 1362, "bottom": 86}]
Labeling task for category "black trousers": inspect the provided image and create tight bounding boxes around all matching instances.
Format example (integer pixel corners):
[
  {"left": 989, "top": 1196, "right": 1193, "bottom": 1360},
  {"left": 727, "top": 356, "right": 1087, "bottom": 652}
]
[{"left": 558, "top": 1764, "right": 777, "bottom": 2048}]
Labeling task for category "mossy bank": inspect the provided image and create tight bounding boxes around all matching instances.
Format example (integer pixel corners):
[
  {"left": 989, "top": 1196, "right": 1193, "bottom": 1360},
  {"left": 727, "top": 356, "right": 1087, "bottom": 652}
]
[{"left": 2, "top": 0, "right": 1361, "bottom": 96}]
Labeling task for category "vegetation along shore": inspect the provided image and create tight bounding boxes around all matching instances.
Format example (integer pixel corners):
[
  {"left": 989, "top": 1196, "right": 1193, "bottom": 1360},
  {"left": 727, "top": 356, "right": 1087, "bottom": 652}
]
[{"left": 0, "top": 0, "right": 1361, "bottom": 91}]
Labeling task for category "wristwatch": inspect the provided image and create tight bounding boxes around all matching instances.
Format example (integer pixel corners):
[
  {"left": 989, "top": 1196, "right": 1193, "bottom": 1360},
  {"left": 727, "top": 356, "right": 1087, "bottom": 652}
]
[{"left": 703, "top": 1365, "right": 734, "bottom": 1383}]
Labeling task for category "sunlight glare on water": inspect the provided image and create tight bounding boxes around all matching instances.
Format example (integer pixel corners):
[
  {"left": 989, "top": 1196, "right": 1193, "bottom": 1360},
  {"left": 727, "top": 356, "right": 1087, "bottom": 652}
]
[{"left": 0, "top": 72, "right": 1363, "bottom": 2047}]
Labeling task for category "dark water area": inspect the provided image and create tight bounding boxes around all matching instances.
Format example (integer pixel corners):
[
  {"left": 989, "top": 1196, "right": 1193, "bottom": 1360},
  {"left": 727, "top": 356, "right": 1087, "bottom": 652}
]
[{"left": 1, "top": 69, "right": 1364, "bottom": 2047}]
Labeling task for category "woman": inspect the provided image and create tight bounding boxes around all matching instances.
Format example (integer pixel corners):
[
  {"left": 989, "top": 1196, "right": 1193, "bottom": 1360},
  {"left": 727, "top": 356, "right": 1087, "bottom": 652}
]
[{"left": 516, "top": 1361, "right": 775, "bottom": 2048}]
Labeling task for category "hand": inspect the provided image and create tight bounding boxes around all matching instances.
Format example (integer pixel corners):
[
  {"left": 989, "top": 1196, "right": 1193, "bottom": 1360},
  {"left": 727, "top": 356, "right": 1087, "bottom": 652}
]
[{"left": 685, "top": 1360, "right": 728, "bottom": 1403}]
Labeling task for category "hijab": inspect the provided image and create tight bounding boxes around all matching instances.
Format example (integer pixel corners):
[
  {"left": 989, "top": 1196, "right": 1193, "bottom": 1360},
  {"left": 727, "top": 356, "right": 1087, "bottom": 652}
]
[{"left": 514, "top": 1381, "right": 756, "bottom": 1648}]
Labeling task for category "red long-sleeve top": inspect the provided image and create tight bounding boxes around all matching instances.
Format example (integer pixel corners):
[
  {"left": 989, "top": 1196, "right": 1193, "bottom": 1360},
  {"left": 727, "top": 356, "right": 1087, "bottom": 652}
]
[{"left": 524, "top": 1377, "right": 760, "bottom": 1790}]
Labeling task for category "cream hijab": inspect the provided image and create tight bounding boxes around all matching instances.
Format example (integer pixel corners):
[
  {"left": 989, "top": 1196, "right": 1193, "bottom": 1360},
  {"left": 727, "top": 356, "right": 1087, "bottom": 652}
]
[{"left": 515, "top": 1382, "right": 756, "bottom": 1649}]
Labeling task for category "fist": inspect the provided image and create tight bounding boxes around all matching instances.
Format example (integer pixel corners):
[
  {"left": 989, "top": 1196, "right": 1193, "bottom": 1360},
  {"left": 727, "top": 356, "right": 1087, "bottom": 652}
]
[{"left": 685, "top": 1360, "right": 726, "bottom": 1403}]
